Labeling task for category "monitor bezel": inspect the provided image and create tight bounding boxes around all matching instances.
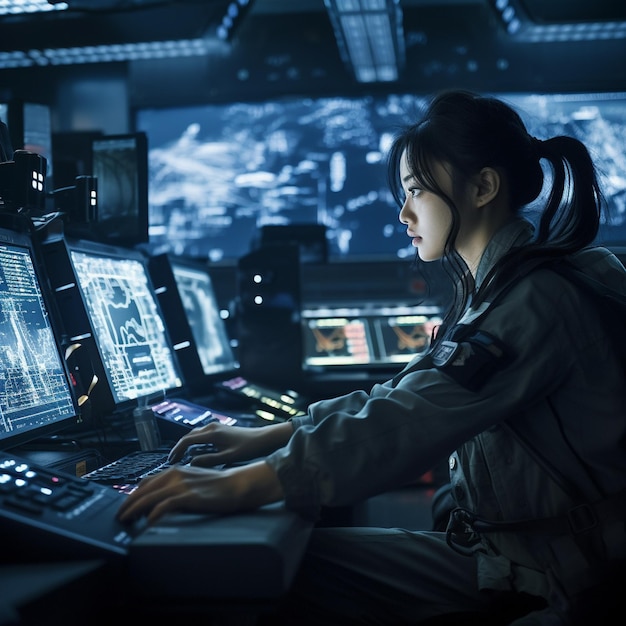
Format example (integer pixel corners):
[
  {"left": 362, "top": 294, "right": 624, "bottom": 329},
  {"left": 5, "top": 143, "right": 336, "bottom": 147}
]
[{"left": 147, "top": 252, "right": 209, "bottom": 392}]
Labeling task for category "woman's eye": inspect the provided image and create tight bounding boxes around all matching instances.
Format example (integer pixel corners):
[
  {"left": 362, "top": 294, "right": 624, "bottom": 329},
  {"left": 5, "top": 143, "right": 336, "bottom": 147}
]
[{"left": 408, "top": 187, "right": 421, "bottom": 198}]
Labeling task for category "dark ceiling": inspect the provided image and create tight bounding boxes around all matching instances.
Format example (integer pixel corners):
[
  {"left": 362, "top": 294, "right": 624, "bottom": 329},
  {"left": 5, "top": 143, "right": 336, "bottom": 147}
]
[{"left": 0, "top": 0, "right": 625, "bottom": 106}]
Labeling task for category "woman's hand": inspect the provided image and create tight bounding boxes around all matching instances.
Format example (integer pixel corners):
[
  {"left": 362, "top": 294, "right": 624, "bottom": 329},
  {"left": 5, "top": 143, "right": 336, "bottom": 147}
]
[
  {"left": 166, "top": 420, "right": 294, "bottom": 467},
  {"left": 117, "top": 460, "right": 284, "bottom": 525}
]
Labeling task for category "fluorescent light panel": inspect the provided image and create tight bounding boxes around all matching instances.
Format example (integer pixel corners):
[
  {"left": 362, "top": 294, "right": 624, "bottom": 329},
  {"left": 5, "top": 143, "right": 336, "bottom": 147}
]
[
  {"left": 0, "top": 38, "right": 227, "bottom": 69},
  {"left": 0, "top": 0, "right": 67, "bottom": 15},
  {"left": 0, "top": 0, "right": 243, "bottom": 68},
  {"left": 325, "top": 0, "right": 405, "bottom": 83},
  {"left": 491, "top": 0, "right": 626, "bottom": 41},
  {"left": 216, "top": 0, "right": 251, "bottom": 41}
]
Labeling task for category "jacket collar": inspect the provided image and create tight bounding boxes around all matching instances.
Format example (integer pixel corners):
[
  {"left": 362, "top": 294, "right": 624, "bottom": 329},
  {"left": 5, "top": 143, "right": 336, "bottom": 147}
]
[{"left": 473, "top": 218, "right": 534, "bottom": 292}]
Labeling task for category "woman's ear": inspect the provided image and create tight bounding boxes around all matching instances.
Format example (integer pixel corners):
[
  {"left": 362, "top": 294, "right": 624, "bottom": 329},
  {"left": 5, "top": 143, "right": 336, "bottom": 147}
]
[{"left": 474, "top": 167, "right": 500, "bottom": 207}]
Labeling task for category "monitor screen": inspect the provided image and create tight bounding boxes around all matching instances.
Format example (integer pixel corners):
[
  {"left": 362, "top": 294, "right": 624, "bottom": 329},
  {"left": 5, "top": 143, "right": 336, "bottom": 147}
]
[
  {"left": 135, "top": 91, "right": 626, "bottom": 264},
  {"left": 303, "top": 315, "right": 375, "bottom": 367},
  {"left": 301, "top": 304, "right": 442, "bottom": 370},
  {"left": 372, "top": 312, "right": 442, "bottom": 364},
  {"left": 170, "top": 257, "right": 238, "bottom": 377},
  {"left": 0, "top": 228, "right": 77, "bottom": 451},
  {"left": 91, "top": 132, "right": 149, "bottom": 247},
  {"left": 135, "top": 94, "right": 425, "bottom": 264},
  {"left": 147, "top": 253, "right": 238, "bottom": 391},
  {"left": 67, "top": 240, "right": 183, "bottom": 407}
]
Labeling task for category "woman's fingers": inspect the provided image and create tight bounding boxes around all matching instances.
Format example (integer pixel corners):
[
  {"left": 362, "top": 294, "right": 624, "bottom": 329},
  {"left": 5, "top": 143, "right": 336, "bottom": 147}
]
[{"left": 117, "top": 465, "right": 229, "bottom": 524}]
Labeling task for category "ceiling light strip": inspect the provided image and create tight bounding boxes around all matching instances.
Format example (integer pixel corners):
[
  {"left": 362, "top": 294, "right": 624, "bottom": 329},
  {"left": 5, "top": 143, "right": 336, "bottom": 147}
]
[
  {"left": 0, "top": 0, "right": 67, "bottom": 15},
  {"left": 0, "top": 38, "right": 226, "bottom": 69}
]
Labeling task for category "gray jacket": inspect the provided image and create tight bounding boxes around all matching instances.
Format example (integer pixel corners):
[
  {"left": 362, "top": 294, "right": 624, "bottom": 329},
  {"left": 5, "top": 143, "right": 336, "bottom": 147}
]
[{"left": 265, "top": 218, "right": 626, "bottom": 601}]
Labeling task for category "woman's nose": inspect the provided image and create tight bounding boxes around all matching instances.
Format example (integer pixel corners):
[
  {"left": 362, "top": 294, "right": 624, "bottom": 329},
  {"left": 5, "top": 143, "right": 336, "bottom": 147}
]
[{"left": 399, "top": 200, "right": 410, "bottom": 224}]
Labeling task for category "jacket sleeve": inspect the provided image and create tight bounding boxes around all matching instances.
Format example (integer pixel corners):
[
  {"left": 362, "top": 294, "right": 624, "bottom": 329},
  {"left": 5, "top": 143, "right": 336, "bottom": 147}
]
[{"left": 264, "top": 269, "right": 596, "bottom": 520}]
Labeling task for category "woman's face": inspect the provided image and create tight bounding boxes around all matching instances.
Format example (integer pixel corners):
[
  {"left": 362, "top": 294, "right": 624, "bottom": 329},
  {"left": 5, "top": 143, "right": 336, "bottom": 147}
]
[{"left": 398, "top": 151, "right": 454, "bottom": 262}]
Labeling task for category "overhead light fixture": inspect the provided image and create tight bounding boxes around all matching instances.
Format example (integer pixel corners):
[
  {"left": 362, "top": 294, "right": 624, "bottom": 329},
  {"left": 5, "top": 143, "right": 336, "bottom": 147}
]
[
  {"left": 489, "top": 0, "right": 626, "bottom": 42},
  {"left": 324, "top": 0, "right": 405, "bottom": 83},
  {"left": 0, "top": 1, "right": 67, "bottom": 15},
  {"left": 0, "top": 1, "right": 237, "bottom": 69},
  {"left": 216, "top": 0, "right": 253, "bottom": 41},
  {"left": 0, "top": 38, "right": 230, "bottom": 69}
]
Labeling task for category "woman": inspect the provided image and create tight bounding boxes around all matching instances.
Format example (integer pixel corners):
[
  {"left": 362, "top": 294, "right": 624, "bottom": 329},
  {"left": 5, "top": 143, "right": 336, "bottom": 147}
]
[{"left": 118, "top": 91, "right": 626, "bottom": 624}]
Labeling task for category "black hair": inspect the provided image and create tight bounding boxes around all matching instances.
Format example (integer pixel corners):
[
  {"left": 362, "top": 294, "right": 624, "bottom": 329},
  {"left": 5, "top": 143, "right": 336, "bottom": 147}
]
[{"left": 387, "top": 89, "right": 605, "bottom": 331}]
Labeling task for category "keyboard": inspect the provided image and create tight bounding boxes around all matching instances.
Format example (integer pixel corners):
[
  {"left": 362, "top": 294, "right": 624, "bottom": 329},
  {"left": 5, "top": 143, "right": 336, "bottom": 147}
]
[
  {"left": 0, "top": 451, "right": 140, "bottom": 560},
  {"left": 82, "top": 444, "right": 225, "bottom": 494},
  {"left": 82, "top": 449, "right": 173, "bottom": 494}
]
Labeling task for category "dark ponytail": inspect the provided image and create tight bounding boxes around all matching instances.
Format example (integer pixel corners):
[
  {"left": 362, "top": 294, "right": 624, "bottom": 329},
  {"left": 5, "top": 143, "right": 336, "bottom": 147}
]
[{"left": 531, "top": 135, "right": 602, "bottom": 250}]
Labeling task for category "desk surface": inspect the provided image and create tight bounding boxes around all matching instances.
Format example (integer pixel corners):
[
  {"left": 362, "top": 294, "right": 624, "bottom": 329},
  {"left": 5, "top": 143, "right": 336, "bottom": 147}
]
[
  {"left": 0, "top": 560, "right": 114, "bottom": 626},
  {"left": 1, "top": 504, "right": 313, "bottom": 625},
  {"left": 129, "top": 502, "right": 313, "bottom": 600}
]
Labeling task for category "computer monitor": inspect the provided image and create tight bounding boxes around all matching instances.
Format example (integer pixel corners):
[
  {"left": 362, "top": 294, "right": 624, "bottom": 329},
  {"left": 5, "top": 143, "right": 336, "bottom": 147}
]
[
  {"left": 301, "top": 304, "right": 442, "bottom": 371},
  {"left": 41, "top": 236, "right": 183, "bottom": 420},
  {"left": 171, "top": 257, "right": 238, "bottom": 376},
  {"left": 0, "top": 227, "right": 78, "bottom": 451},
  {"left": 149, "top": 253, "right": 309, "bottom": 420},
  {"left": 372, "top": 312, "right": 442, "bottom": 364},
  {"left": 135, "top": 91, "right": 626, "bottom": 263},
  {"left": 147, "top": 253, "right": 238, "bottom": 392},
  {"left": 91, "top": 132, "right": 149, "bottom": 247},
  {"left": 302, "top": 315, "right": 375, "bottom": 367}
]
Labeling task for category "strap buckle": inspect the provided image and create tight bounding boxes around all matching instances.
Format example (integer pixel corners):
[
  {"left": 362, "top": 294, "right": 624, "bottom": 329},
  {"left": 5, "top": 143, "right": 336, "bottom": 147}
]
[
  {"left": 567, "top": 504, "right": 598, "bottom": 534},
  {"left": 445, "top": 508, "right": 485, "bottom": 557}
]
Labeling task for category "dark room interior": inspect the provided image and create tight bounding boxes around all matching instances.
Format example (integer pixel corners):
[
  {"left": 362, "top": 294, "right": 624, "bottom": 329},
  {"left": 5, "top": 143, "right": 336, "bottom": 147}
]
[{"left": 1, "top": 1, "right": 625, "bottom": 624}]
